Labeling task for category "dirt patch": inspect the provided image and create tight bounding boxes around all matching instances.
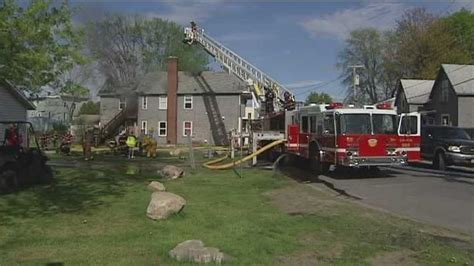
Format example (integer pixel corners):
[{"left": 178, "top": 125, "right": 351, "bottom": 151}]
[
  {"left": 368, "top": 250, "right": 418, "bottom": 266},
  {"left": 264, "top": 183, "right": 343, "bottom": 216},
  {"left": 275, "top": 236, "right": 344, "bottom": 266}
]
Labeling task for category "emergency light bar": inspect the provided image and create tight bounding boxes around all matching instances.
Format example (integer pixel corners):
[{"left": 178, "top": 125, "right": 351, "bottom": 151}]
[
  {"left": 326, "top": 102, "right": 343, "bottom": 109},
  {"left": 376, "top": 102, "right": 392, "bottom": 110}
]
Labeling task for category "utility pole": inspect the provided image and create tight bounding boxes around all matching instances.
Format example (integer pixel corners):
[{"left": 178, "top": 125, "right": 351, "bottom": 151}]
[{"left": 348, "top": 65, "right": 364, "bottom": 104}]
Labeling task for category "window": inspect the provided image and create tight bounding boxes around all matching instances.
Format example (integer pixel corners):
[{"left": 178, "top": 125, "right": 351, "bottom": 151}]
[
  {"left": 158, "top": 121, "right": 167, "bottom": 136},
  {"left": 183, "top": 121, "right": 192, "bottom": 136},
  {"left": 310, "top": 116, "right": 317, "bottom": 133},
  {"left": 142, "top": 96, "right": 148, "bottom": 110},
  {"left": 301, "top": 116, "right": 308, "bottom": 133},
  {"left": 184, "top": 95, "right": 193, "bottom": 109},
  {"left": 441, "top": 114, "right": 450, "bottom": 126},
  {"left": 159, "top": 96, "right": 168, "bottom": 110},
  {"left": 119, "top": 99, "right": 126, "bottom": 110},
  {"left": 373, "top": 114, "right": 397, "bottom": 134},
  {"left": 399, "top": 115, "right": 418, "bottom": 135},
  {"left": 141, "top": 120, "right": 148, "bottom": 135},
  {"left": 441, "top": 80, "right": 449, "bottom": 103},
  {"left": 324, "top": 114, "right": 335, "bottom": 134}
]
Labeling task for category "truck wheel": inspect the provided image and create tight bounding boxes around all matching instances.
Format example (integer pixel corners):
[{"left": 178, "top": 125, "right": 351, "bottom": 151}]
[{"left": 434, "top": 152, "right": 447, "bottom": 171}]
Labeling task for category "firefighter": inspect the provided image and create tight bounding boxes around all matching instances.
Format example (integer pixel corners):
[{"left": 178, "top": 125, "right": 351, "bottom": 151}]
[
  {"left": 126, "top": 133, "right": 137, "bottom": 159},
  {"left": 60, "top": 131, "right": 73, "bottom": 155},
  {"left": 264, "top": 86, "right": 275, "bottom": 113},
  {"left": 4, "top": 124, "right": 22, "bottom": 147},
  {"left": 142, "top": 135, "right": 157, "bottom": 158},
  {"left": 82, "top": 128, "right": 94, "bottom": 161}
]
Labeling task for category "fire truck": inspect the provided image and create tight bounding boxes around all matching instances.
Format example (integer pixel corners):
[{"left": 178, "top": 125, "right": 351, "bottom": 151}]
[{"left": 184, "top": 22, "right": 421, "bottom": 170}]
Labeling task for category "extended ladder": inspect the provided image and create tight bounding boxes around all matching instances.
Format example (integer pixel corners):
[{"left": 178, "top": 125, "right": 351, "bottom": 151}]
[{"left": 184, "top": 23, "right": 295, "bottom": 115}]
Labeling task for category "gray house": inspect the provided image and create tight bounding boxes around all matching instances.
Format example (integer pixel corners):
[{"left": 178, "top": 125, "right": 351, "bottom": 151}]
[
  {"left": 424, "top": 64, "right": 474, "bottom": 127},
  {"left": 0, "top": 80, "right": 36, "bottom": 141},
  {"left": 393, "top": 79, "right": 434, "bottom": 113},
  {"left": 99, "top": 57, "right": 246, "bottom": 145}
]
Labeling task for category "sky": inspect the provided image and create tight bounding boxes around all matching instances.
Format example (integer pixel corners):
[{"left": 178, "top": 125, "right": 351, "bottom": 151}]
[{"left": 71, "top": 0, "right": 473, "bottom": 102}]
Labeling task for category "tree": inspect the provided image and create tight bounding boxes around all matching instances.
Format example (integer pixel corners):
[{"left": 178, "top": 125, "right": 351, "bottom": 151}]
[
  {"left": 79, "top": 101, "right": 100, "bottom": 115},
  {"left": 390, "top": 8, "right": 471, "bottom": 79},
  {"left": 305, "top": 92, "right": 333, "bottom": 105},
  {"left": 87, "top": 15, "right": 209, "bottom": 93},
  {"left": 0, "top": 0, "right": 84, "bottom": 94},
  {"left": 443, "top": 8, "right": 474, "bottom": 61},
  {"left": 338, "top": 28, "right": 391, "bottom": 104}
]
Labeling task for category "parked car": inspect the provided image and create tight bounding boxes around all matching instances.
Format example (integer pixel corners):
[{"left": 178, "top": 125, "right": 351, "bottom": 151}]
[{"left": 421, "top": 126, "right": 474, "bottom": 170}]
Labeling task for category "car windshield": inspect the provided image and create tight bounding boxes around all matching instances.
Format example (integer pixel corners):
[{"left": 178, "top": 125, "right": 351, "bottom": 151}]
[
  {"left": 338, "top": 114, "right": 371, "bottom": 134},
  {"left": 437, "top": 128, "right": 471, "bottom": 140},
  {"left": 373, "top": 114, "right": 397, "bottom": 134}
]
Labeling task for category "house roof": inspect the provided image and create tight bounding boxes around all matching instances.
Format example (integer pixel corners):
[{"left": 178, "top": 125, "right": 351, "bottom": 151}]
[
  {"left": 442, "top": 64, "right": 474, "bottom": 95},
  {"left": 99, "top": 71, "right": 246, "bottom": 96},
  {"left": 1, "top": 80, "right": 36, "bottom": 110},
  {"left": 138, "top": 71, "right": 246, "bottom": 95},
  {"left": 400, "top": 79, "right": 434, "bottom": 104}
]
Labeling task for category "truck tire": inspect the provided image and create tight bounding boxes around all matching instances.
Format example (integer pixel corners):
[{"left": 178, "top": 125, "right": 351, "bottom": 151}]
[{"left": 434, "top": 151, "right": 447, "bottom": 171}]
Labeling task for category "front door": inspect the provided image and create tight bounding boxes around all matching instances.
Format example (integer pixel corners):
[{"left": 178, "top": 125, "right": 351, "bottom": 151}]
[{"left": 398, "top": 112, "right": 421, "bottom": 161}]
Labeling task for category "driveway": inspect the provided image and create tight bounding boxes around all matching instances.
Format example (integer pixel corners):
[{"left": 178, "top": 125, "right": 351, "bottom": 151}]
[{"left": 310, "top": 167, "right": 474, "bottom": 235}]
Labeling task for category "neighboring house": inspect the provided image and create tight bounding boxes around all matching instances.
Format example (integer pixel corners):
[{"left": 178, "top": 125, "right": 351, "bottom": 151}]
[
  {"left": 0, "top": 80, "right": 36, "bottom": 140},
  {"left": 98, "top": 57, "right": 246, "bottom": 145},
  {"left": 424, "top": 64, "right": 474, "bottom": 127},
  {"left": 393, "top": 79, "right": 435, "bottom": 114},
  {"left": 28, "top": 94, "right": 89, "bottom": 132}
]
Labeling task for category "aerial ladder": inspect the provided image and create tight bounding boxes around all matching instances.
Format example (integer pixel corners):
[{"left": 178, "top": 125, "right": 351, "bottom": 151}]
[{"left": 184, "top": 22, "right": 296, "bottom": 118}]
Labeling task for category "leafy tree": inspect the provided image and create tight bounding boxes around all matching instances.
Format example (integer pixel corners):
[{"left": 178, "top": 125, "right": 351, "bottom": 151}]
[
  {"left": 79, "top": 101, "right": 100, "bottom": 115},
  {"left": 443, "top": 8, "right": 474, "bottom": 61},
  {"left": 0, "top": 0, "right": 84, "bottom": 94},
  {"left": 338, "top": 28, "right": 391, "bottom": 104},
  {"left": 87, "top": 15, "right": 209, "bottom": 93},
  {"left": 305, "top": 92, "right": 333, "bottom": 105},
  {"left": 390, "top": 8, "right": 471, "bottom": 79}
]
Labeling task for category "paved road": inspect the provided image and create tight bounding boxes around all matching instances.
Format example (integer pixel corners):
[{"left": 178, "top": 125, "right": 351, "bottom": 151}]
[{"left": 312, "top": 167, "right": 474, "bottom": 235}]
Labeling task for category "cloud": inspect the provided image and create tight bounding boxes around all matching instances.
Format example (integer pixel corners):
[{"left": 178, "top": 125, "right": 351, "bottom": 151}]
[
  {"left": 284, "top": 80, "right": 322, "bottom": 89},
  {"left": 144, "top": 0, "right": 226, "bottom": 25},
  {"left": 301, "top": 3, "right": 405, "bottom": 40}
]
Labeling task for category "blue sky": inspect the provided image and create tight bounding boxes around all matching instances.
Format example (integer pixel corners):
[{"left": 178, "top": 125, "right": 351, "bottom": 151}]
[{"left": 72, "top": 0, "right": 473, "bottom": 101}]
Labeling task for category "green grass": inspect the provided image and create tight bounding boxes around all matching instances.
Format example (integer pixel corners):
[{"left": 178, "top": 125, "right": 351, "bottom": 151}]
[{"left": 0, "top": 156, "right": 472, "bottom": 265}]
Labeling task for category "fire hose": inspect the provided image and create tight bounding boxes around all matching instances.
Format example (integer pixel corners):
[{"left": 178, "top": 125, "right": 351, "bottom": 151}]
[{"left": 203, "top": 139, "right": 285, "bottom": 170}]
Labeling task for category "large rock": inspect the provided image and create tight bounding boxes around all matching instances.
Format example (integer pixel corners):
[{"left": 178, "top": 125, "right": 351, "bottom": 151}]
[
  {"left": 169, "top": 240, "right": 231, "bottom": 264},
  {"left": 148, "top": 181, "right": 166, "bottom": 192},
  {"left": 159, "top": 165, "right": 185, "bottom": 180},
  {"left": 146, "top": 192, "right": 186, "bottom": 220}
]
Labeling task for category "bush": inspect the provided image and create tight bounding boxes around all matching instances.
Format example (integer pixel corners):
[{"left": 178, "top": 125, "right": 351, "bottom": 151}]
[{"left": 79, "top": 101, "right": 100, "bottom": 115}]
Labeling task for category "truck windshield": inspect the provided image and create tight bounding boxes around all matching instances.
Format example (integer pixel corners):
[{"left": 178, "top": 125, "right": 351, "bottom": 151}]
[
  {"left": 373, "top": 114, "right": 397, "bottom": 134},
  {"left": 338, "top": 114, "right": 371, "bottom": 134}
]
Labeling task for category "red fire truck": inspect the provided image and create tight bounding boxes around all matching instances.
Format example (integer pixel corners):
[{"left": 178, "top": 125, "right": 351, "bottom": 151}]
[{"left": 284, "top": 102, "right": 420, "bottom": 172}]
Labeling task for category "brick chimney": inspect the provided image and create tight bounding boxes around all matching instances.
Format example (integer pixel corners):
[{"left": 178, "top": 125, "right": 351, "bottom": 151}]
[{"left": 167, "top": 56, "right": 178, "bottom": 144}]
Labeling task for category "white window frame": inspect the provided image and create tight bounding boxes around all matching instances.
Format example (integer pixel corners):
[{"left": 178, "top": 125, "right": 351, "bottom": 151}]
[
  {"left": 142, "top": 96, "right": 148, "bottom": 110},
  {"left": 184, "top": 95, "right": 193, "bottom": 110},
  {"left": 183, "top": 121, "right": 193, "bottom": 136},
  {"left": 158, "top": 96, "right": 168, "bottom": 110},
  {"left": 441, "top": 114, "right": 450, "bottom": 126},
  {"left": 141, "top": 120, "right": 148, "bottom": 135},
  {"left": 158, "top": 121, "right": 167, "bottom": 137},
  {"left": 119, "top": 99, "right": 126, "bottom": 110}
]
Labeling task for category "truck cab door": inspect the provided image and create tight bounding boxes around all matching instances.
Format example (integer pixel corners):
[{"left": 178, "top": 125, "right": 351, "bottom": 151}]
[{"left": 398, "top": 112, "right": 421, "bottom": 162}]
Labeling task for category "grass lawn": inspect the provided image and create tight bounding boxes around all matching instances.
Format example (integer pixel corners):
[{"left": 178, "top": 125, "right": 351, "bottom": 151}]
[{"left": 0, "top": 155, "right": 472, "bottom": 265}]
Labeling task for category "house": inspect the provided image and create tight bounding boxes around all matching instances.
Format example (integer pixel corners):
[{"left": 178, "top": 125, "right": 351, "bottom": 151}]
[
  {"left": 424, "top": 64, "right": 474, "bottom": 127},
  {"left": 0, "top": 80, "right": 36, "bottom": 140},
  {"left": 393, "top": 79, "right": 434, "bottom": 113},
  {"left": 0, "top": 80, "right": 36, "bottom": 121},
  {"left": 28, "top": 94, "right": 89, "bottom": 132},
  {"left": 98, "top": 57, "right": 246, "bottom": 145}
]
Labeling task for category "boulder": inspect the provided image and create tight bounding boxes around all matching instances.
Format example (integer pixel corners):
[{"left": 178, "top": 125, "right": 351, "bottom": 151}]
[
  {"left": 169, "top": 240, "right": 231, "bottom": 264},
  {"left": 148, "top": 181, "right": 166, "bottom": 192},
  {"left": 146, "top": 192, "right": 186, "bottom": 220},
  {"left": 159, "top": 165, "right": 185, "bottom": 180}
]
